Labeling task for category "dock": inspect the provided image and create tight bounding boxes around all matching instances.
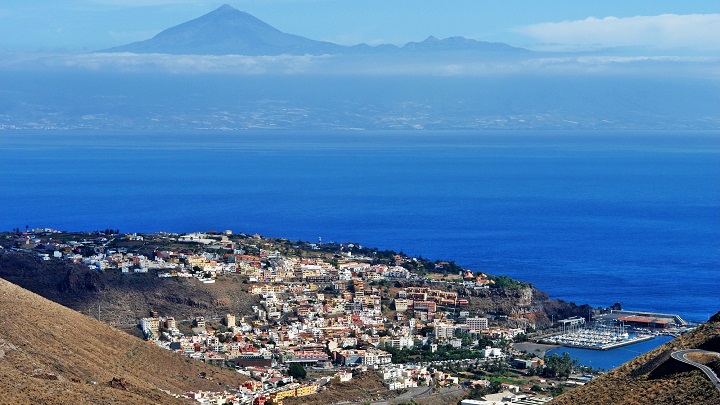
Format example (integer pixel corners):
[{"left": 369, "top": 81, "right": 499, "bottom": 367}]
[
  {"left": 561, "top": 333, "right": 655, "bottom": 351},
  {"left": 594, "top": 310, "right": 689, "bottom": 329}
]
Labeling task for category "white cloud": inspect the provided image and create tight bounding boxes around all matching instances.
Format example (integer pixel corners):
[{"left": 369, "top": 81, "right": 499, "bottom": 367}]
[
  {"left": 1, "top": 51, "right": 717, "bottom": 78},
  {"left": 0, "top": 52, "right": 332, "bottom": 74},
  {"left": 514, "top": 55, "right": 720, "bottom": 78},
  {"left": 518, "top": 14, "right": 720, "bottom": 52}
]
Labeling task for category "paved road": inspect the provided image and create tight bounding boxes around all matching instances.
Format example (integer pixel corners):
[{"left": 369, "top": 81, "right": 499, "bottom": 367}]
[{"left": 670, "top": 349, "right": 720, "bottom": 393}]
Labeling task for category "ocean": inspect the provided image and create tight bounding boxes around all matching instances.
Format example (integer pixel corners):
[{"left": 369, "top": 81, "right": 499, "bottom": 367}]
[{"left": 1, "top": 130, "right": 718, "bottom": 322}]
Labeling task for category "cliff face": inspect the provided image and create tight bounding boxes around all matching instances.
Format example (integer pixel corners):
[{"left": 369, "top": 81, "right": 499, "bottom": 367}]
[
  {"left": 0, "top": 252, "right": 259, "bottom": 323},
  {"left": 452, "top": 282, "right": 592, "bottom": 329}
]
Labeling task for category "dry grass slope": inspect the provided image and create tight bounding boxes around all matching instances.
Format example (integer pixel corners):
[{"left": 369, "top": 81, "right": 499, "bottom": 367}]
[
  {"left": 283, "top": 372, "right": 394, "bottom": 405},
  {"left": 550, "top": 314, "right": 720, "bottom": 405},
  {"left": 0, "top": 278, "right": 247, "bottom": 404}
]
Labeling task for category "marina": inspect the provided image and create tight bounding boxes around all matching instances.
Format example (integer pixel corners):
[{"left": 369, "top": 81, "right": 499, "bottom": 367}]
[
  {"left": 546, "top": 335, "right": 676, "bottom": 371},
  {"left": 540, "top": 326, "right": 655, "bottom": 351},
  {"left": 542, "top": 330, "right": 655, "bottom": 350},
  {"left": 539, "top": 310, "right": 690, "bottom": 351}
]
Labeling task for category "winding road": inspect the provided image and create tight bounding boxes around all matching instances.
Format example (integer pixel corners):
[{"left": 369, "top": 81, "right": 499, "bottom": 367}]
[{"left": 670, "top": 349, "right": 720, "bottom": 393}]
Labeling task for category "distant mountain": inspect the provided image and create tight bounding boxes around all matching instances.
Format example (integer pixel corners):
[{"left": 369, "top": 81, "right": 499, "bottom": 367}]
[
  {"left": 100, "top": 4, "right": 527, "bottom": 56},
  {"left": 401, "top": 35, "right": 527, "bottom": 53},
  {"left": 103, "top": 4, "right": 345, "bottom": 55}
]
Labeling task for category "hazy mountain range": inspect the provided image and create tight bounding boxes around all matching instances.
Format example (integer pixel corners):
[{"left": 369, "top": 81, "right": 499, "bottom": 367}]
[
  {"left": 102, "top": 4, "right": 527, "bottom": 56},
  {"left": 0, "top": 4, "right": 717, "bottom": 131}
]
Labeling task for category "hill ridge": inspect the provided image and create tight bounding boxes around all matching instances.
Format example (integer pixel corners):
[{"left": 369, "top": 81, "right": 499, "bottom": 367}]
[{"left": 0, "top": 277, "right": 247, "bottom": 404}]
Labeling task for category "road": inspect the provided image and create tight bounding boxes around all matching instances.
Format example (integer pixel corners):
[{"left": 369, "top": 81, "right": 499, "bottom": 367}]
[{"left": 670, "top": 349, "right": 720, "bottom": 393}]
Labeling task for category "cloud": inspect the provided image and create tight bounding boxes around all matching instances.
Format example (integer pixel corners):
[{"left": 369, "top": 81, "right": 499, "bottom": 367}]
[
  {"left": 514, "top": 55, "right": 720, "bottom": 78},
  {"left": 1, "top": 51, "right": 717, "bottom": 79},
  {"left": 0, "top": 52, "right": 332, "bottom": 74},
  {"left": 518, "top": 14, "right": 720, "bottom": 52}
]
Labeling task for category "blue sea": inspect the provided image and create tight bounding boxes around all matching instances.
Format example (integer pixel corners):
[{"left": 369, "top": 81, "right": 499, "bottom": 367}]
[{"left": 1, "top": 130, "right": 718, "bottom": 323}]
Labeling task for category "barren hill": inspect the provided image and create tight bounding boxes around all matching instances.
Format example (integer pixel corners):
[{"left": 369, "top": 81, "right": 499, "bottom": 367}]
[
  {"left": 550, "top": 313, "right": 720, "bottom": 405},
  {"left": 0, "top": 278, "right": 247, "bottom": 404},
  {"left": 0, "top": 251, "right": 259, "bottom": 324}
]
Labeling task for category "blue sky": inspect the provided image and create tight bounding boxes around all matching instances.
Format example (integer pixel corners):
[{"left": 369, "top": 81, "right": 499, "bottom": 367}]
[{"left": 1, "top": 0, "right": 719, "bottom": 53}]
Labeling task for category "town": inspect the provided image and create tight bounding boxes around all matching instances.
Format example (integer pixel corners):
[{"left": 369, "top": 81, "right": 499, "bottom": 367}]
[{"left": 2, "top": 228, "right": 614, "bottom": 405}]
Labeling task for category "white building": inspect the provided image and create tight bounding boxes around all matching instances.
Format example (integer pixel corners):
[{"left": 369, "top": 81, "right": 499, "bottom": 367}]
[
  {"left": 140, "top": 317, "right": 159, "bottom": 334},
  {"left": 382, "top": 336, "right": 414, "bottom": 350},
  {"left": 467, "top": 317, "right": 489, "bottom": 332},
  {"left": 435, "top": 322, "right": 455, "bottom": 340},
  {"left": 481, "top": 346, "right": 504, "bottom": 358}
]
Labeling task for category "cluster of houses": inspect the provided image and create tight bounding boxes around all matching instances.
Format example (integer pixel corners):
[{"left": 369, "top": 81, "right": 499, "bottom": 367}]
[
  {"left": 379, "top": 364, "right": 461, "bottom": 390},
  {"left": 134, "top": 273, "right": 523, "bottom": 404},
  {"left": 6, "top": 229, "right": 548, "bottom": 404},
  {"left": 177, "top": 380, "right": 320, "bottom": 405}
]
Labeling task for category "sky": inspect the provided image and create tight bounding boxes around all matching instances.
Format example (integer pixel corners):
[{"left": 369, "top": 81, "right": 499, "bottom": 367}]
[{"left": 1, "top": 0, "right": 719, "bottom": 54}]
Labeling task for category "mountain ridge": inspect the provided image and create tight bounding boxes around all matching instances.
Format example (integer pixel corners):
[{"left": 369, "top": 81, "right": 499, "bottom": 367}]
[{"left": 101, "top": 4, "right": 528, "bottom": 56}]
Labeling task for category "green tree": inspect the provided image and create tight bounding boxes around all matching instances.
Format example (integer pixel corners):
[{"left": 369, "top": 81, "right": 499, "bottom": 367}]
[
  {"left": 288, "top": 363, "right": 307, "bottom": 379},
  {"left": 489, "top": 275, "right": 528, "bottom": 290},
  {"left": 542, "top": 352, "right": 577, "bottom": 379}
]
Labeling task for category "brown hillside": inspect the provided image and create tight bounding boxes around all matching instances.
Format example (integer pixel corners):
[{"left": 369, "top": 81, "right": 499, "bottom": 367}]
[
  {"left": 0, "top": 251, "right": 259, "bottom": 324},
  {"left": 550, "top": 313, "right": 720, "bottom": 405},
  {"left": 0, "top": 278, "right": 247, "bottom": 404},
  {"left": 284, "top": 372, "right": 393, "bottom": 405}
]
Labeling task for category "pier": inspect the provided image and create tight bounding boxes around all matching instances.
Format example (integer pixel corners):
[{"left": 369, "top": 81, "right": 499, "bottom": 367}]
[{"left": 594, "top": 310, "right": 689, "bottom": 329}]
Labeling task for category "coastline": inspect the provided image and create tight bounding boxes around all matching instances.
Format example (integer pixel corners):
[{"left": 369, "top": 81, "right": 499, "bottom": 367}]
[
  {"left": 512, "top": 342, "right": 561, "bottom": 358},
  {"left": 2, "top": 130, "right": 716, "bottom": 322}
]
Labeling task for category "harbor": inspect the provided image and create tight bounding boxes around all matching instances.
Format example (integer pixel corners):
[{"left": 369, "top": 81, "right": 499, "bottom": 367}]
[
  {"left": 545, "top": 335, "right": 676, "bottom": 371},
  {"left": 541, "top": 328, "right": 655, "bottom": 351},
  {"left": 538, "top": 310, "right": 691, "bottom": 351}
]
